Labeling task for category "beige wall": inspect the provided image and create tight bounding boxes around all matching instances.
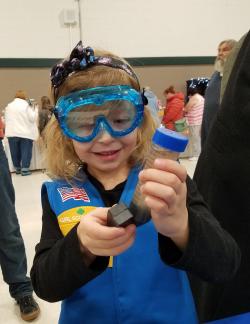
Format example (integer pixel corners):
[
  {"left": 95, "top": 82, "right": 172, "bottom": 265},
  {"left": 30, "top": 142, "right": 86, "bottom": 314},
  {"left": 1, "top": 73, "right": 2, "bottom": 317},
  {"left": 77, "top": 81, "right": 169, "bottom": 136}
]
[
  {"left": 0, "top": 64, "right": 214, "bottom": 112},
  {"left": 135, "top": 65, "right": 214, "bottom": 103},
  {"left": 0, "top": 68, "right": 51, "bottom": 111}
]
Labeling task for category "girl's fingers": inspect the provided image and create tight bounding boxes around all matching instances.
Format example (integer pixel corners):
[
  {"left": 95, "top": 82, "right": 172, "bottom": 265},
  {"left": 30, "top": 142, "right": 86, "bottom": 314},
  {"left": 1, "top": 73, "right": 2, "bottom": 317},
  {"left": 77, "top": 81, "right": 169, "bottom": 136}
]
[
  {"left": 82, "top": 207, "right": 126, "bottom": 240},
  {"left": 152, "top": 159, "right": 187, "bottom": 183},
  {"left": 85, "top": 219, "right": 127, "bottom": 240},
  {"left": 78, "top": 207, "right": 136, "bottom": 257},
  {"left": 141, "top": 181, "right": 177, "bottom": 203},
  {"left": 144, "top": 195, "right": 172, "bottom": 216},
  {"left": 85, "top": 224, "right": 136, "bottom": 249},
  {"left": 90, "top": 234, "right": 136, "bottom": 256},
  {"left": 140, "top": 168, "right": 182, "bottom": 194}
]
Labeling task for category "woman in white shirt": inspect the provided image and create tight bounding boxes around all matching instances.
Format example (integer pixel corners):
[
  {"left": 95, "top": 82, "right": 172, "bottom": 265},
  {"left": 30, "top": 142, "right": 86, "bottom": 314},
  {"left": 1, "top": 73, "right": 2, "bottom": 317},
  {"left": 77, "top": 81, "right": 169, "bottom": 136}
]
[{"left": 4, "top": 90, "right": 38, "bottom": 175}]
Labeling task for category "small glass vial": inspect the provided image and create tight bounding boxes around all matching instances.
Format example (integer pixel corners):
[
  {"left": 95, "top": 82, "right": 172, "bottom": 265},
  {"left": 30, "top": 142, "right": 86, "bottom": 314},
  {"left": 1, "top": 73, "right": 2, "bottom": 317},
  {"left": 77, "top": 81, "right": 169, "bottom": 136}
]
[{"left": 131, "top": 127, "right": 189, "bottom": 225}]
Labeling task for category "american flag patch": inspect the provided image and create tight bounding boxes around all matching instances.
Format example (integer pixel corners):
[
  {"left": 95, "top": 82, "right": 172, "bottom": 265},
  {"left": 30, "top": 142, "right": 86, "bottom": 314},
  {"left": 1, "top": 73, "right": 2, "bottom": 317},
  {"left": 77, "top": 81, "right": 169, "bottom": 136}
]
[{"left": 57, "top": 187, "right": 90, "bottom": 202}]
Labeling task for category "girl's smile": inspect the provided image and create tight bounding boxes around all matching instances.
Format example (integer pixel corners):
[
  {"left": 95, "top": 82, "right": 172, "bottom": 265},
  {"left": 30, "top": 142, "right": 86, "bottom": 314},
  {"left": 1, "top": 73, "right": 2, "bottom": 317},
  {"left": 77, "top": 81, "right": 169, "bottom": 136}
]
[
  {"left": 92, "top": 149, "right": 121, "bottom": 161},
  {"left": 72, "top": 129, "right": 138, "bottom": 186}
]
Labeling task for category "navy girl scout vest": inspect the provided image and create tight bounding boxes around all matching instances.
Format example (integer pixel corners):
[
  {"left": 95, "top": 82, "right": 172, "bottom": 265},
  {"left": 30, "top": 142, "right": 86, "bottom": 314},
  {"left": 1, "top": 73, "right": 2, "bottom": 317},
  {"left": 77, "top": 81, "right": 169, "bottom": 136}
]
[{"left": 44, "top": 166, "right": 198, "bottom": 324}]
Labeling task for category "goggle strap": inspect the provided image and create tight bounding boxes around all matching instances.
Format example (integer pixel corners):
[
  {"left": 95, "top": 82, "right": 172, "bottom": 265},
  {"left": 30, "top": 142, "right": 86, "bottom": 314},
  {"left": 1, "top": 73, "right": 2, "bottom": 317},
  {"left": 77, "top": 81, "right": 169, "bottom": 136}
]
[
  {"left": 141, "top": 88, "right": 149, "bottom": 106},
  {"left": 53, "top": 107, "right": 58, "bottom": 120}
]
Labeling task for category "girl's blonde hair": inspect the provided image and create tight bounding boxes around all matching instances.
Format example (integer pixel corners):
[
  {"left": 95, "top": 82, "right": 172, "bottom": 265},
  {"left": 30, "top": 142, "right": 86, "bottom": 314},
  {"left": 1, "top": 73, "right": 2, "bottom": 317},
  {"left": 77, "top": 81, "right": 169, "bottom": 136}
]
[{"left": 44, "top": 49, "right": 156, "bottom": 180}]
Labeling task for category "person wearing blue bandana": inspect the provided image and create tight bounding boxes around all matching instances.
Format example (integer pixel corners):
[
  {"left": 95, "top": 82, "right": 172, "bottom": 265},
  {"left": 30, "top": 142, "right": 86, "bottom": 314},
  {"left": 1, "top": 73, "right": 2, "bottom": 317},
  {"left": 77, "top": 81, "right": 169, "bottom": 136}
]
[{"left": 31, "top": 41, "right": 240, "bottom": 324}]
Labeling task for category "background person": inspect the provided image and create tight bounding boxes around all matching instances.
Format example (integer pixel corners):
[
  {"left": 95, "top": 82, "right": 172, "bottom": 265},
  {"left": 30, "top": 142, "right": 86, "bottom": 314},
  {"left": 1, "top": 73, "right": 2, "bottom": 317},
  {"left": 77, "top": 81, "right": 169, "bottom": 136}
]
[
  {"left": 200, "top": 39, "right": 236, "bottom": 148},
  {"left": 38, "top": 95, "right": 53, "bottom": 138},
  {"left": 143, "top": 86, "right": 161, "bottom": 125},
  {"left": 4, "top": 90, "right": 39, "bottom": 176},
  {"left": 0, "top": 116, "right": 40, "bottom": 321},
  {"left": 184, "top": 87, "right": 204, "bottom": 160},
  {"left": 190, "top": 30, "right": 250, "bottom": 323},
  {"left": 162, "top": 86, "right": 184, "bottom": 130}
]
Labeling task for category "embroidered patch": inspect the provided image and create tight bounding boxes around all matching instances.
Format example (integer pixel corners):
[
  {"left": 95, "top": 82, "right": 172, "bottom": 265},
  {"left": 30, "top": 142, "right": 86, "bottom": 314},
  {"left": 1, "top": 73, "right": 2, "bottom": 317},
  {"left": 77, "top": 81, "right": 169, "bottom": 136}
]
[
  {"left": 58, "top": 206, "right": 96, "bottom": 236},
  {"left": 57, "top": 187, "right": 90, "bottom": 202}
]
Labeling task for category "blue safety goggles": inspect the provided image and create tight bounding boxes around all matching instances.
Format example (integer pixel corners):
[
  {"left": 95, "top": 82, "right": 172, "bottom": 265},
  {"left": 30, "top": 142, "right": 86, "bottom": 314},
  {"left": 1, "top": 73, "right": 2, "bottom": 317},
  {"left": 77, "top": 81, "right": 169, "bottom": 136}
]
[{"left": 54, "top": 85, "right": 145, "bottom": 142}]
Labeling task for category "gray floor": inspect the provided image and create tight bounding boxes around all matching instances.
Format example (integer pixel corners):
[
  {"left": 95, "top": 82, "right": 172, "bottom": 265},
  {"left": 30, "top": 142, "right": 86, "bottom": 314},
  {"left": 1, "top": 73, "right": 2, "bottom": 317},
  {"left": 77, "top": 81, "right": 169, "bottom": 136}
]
[{"left": 0, "top": 158, "right": 197, "bottom": 324}]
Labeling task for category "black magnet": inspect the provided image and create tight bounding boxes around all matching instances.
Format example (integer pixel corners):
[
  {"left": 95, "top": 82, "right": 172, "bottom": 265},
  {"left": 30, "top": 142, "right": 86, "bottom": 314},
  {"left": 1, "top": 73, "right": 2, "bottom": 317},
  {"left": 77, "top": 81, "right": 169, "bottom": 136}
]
[{"left": 107, "top": 202, "right": 134, "bottom": 227}]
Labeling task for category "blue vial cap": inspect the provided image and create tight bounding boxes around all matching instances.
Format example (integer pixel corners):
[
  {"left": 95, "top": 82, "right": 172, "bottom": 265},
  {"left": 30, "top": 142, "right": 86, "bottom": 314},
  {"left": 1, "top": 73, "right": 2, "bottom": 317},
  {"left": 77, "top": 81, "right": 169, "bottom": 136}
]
[{"left": 152, "top": 127, "right": 189, "bottom": 152}]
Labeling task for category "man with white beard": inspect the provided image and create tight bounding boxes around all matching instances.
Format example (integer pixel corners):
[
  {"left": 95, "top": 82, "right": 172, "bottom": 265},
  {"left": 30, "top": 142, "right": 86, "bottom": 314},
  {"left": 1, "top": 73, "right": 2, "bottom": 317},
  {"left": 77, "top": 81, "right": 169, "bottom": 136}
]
[{"left": 200, "top": 39, "right": 236, "bottom": 148}]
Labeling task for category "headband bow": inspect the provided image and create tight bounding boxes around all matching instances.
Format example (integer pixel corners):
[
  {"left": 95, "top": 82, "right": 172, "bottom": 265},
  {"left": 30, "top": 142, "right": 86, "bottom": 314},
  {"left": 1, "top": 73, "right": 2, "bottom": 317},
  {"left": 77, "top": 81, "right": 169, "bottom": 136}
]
[
  {"left": 50, "top": 41, "right": 139, "bottom": 89},
  {"left": 50, "top": 42, "right": 96, "bottom": 88}
]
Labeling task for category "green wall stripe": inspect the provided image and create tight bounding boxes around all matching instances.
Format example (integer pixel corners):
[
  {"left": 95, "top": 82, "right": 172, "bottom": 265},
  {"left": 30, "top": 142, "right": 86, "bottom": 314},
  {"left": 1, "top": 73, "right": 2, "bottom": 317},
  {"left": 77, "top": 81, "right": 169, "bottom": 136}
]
[
  {"left": 126, "top": 56, "right": 215, "bottom": 66},
  {"left": 0, "top": 56, "right": 215, "bottom": 68},
  {"left": 0, "top": 58, "right": 60, "bottom": 68}
]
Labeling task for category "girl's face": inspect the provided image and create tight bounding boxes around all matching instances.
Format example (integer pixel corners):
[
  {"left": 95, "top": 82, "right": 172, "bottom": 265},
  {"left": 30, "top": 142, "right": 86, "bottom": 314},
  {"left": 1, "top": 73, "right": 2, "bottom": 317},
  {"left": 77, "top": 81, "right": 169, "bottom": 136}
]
[{"left": 72, "top": 128, "right": 138, "bottom": 177}]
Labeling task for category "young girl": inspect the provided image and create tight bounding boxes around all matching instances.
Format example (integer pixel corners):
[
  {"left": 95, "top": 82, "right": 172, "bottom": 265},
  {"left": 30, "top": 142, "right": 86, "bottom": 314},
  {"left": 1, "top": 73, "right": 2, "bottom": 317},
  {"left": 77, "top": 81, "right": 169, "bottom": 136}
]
[{"left": 31, "top": 42, "right": 240, "bottom": 324}]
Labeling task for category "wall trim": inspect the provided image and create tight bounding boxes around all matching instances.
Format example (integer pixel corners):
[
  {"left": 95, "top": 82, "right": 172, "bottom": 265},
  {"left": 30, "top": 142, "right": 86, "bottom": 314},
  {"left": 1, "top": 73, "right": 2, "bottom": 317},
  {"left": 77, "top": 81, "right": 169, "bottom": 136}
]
[
  {"left": 127, "top": 56, "right": 215, "bottom": 66},
  {"left": 0, "top": 59, "right": 60, "bottom": 68},
  {"left": 0, "top": 56, "right": 215, "bottom": 68}
]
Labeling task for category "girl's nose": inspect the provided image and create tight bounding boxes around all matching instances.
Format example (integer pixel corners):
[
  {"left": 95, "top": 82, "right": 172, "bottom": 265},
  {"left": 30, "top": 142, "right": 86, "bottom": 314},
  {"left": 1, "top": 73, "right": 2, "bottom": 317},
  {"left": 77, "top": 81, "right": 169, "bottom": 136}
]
[{"left": 96, "top": 122, "right": 114, "bottom": 142}]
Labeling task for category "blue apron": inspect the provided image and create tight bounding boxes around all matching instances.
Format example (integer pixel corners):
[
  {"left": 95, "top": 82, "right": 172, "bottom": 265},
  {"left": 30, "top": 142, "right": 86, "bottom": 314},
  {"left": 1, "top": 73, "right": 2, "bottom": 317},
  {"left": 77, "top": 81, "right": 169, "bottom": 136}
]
[
  {"left": 206, "top": 312, "right": 250, "bottom": 324},
  {"left": 44, "top": 166, "right": 198, "bottom": 324}
]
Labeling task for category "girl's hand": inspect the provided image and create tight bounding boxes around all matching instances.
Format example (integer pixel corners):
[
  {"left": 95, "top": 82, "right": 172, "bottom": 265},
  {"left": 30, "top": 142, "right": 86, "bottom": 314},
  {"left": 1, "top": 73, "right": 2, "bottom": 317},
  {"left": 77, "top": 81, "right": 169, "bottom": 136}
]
[
  {"left": 77, "top": 207, "right": 136, "bottom": 257},
  {"left": 139, "top": 159, "right": 189, "bottom": 250}
]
